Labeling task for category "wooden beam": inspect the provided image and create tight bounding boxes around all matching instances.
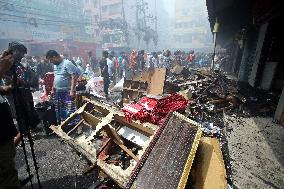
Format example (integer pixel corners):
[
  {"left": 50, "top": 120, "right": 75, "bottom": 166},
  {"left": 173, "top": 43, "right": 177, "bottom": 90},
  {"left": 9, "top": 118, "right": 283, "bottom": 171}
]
[
  {"left": 104, "top": 125, "right": 139, "bottom": 162},
  {"left": 114, "top": 114, "right": 154, "bottom": 136},
  {"left": 82, "top": 111, "right": 101, "bottom": 128}
]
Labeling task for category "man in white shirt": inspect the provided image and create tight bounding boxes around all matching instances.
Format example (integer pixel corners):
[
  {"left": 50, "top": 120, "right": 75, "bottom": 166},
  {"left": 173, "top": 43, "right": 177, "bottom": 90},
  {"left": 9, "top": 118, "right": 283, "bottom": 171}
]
[{"left": 107, "top": 54, "right": 114, "bottom": 82}]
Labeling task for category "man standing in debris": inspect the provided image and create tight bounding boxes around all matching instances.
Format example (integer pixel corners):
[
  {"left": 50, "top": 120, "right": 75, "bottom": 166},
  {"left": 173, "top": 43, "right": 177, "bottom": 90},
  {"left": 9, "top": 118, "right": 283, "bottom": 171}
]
[
  {"left": 0, "top": 50, "right": 21, "bottom": 189},
  {"left": 107, "top": 53, "right": 114, "bottom": 84},
  {"left": 37, "top": 57, "right": 53, "bottom": 79},
  {"left": 88, "top": 51, "right": 97, "bottom": 72},
  {"left": 100, "top": 51, "right": 110, "bottom": 99},
  {"left": 118, "top": 53, "right": 123, "bottom": 78},
  {"left": 46, "top": 50, "right": 79, "bottom": 124}
]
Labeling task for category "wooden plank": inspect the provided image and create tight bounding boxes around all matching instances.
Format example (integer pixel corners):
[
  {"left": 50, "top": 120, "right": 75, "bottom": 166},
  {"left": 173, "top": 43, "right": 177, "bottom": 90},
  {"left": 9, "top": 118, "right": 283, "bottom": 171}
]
[
  {"left": 104, "top": 124, "right": 124, "bottom": 145},
  {"left": 59, "top": 103, "right": 87, "bottom": 128},
  {"left": 67, "top": 119, "right": 84, "bottom": 135},
  {"left": 114, "top": 114, "right": 154, "bottom": 137},
  {"left": 104, "top": 125, "right": 139, "bottom": 162},
  {"left": 81, "top": 111, "right": 101, "bottom": 128},
  {"left": 117, "top": 143, "right": 139, "bottom": 162},
  {"left": 177, "top": 78, "right": 209, "bottom": 87},
  {"left": 50, "top": 125, "right": 97, "bottom": 163}
]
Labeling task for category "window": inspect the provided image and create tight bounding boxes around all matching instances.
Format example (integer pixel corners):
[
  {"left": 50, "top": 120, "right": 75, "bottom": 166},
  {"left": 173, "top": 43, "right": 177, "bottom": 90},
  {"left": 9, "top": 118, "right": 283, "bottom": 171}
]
[
  {"left": 102, "top": 6, "right": 107, "bottom": 13},
  {"left": 181, "top": 9, "right": 188, "bottom": 17},
  {"left": 109, "top": 3, "right": 121, "bottom": 15},
  {"left": 93, "top": 0, "right": 97, "bottom": 6},
  {"left": 95, "top": 15, "right": 99, "bottom": 22}
]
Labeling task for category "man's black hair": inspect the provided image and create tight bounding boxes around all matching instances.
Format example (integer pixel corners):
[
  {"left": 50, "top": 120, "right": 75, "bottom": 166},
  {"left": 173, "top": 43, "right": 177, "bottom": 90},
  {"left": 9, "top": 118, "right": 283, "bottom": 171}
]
[
  {"left": 46, "top": 50, "right": 60, "bottom": 59},
  {"left": 102, "top": 50, "right": 109, "bottom": 58},
  {"left": 8, "top": 41, "right": 27, "bottom": 54}
]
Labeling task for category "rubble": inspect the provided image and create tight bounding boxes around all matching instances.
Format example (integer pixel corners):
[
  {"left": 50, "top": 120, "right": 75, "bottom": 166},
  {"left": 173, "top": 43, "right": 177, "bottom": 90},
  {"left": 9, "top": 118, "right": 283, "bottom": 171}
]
[
  {"left": 47, "top": 64, "right": 282, "bottom": 189},
  {"left": 123, "top": 68, "right": 166, "bottom": 105},
  {"left": 50, "top": 99, "right": 157, "bottom": 188}
]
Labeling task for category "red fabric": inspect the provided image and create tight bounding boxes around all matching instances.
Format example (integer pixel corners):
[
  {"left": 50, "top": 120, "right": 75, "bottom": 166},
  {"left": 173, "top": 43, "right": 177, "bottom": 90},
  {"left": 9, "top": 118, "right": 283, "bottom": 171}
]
[
  {"left": 115, "top": 57, "right": 119, "bottom": 68},
  {"left": 43, "top": 73, "right": 54, "bottom": 95},
  {"left": 122, "top": 103, "right": 149, "bottom": 123},
  {"left": 138, "top": 97, "right": 157, "bottom": 110},
  {"left": 189, "top": 54, "right": 195, "bottom": 63},
  {"left": 122, "top": 93, "right": 188, "bottom": 125},
  {"left": 129, "top": 50, "right": 137, "bottom": 68}
]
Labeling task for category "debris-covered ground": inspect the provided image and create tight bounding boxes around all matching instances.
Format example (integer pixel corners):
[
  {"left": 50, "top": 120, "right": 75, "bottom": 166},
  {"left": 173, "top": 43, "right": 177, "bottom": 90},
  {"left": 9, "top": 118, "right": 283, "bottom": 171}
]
[
  {"left": 224, "top": 115, "right": 284, "bottom": 189},
  {"left": 15, "top": 69, "right": 284, "bottom": 189},
  {"left": 16, "top": 127, "right": 98, "bottom": 189}
]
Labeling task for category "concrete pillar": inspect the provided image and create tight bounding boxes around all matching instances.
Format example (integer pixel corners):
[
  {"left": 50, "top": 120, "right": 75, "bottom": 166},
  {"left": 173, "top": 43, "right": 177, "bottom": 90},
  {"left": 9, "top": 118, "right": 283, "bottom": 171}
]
[
  {"left": 238, "top": 40, "right": 249, "bottom": 81},
  {"left": 248, "top": 22, "right": 268, "bottom": 87},
  {"left": 260, "top": 61, "right": 278, "bottom": 90},
  {"left": 274, "top": 87, "right": 284, "bottom": 121}
]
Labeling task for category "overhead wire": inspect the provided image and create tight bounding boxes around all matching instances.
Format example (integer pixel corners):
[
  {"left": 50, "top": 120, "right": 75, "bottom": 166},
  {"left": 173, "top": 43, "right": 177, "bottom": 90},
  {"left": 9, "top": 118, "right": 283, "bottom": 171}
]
[
  {"left": 0, "top": 17, "right": 91, "bottom": 27},
  {"left": 0, "top": 12, "right": 92, "bottom": 26},
  {"left": 0, "top": 0, "right": 86, "bottom": 18},
  {"left": 0, "top": 5, "right": 89, "bottom": 23},
  {"left": 0, "top": 1, "right": 95, "bottom": 27},
  {"left": 0, "top": 1, "right": 149, "bottom": 30},
  {"left": 0, "top": 1, "right": 142, "bottom": 40}
]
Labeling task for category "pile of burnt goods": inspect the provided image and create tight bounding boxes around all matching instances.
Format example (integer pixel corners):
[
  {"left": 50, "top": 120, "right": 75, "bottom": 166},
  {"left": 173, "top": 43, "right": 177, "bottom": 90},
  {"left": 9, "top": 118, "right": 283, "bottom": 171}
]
[{"left": 51, "top": 67, "right": 276, "bottom": 188}]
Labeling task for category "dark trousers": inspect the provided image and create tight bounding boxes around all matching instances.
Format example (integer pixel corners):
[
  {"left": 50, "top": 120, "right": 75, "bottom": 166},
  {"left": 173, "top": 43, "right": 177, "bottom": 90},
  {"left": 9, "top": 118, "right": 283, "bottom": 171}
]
[
  {"left": 0, "top": 140, "right": 20, "bottom": 189},
  {"left": 103, "top": 77, "right": 110, "bottom": 98}
]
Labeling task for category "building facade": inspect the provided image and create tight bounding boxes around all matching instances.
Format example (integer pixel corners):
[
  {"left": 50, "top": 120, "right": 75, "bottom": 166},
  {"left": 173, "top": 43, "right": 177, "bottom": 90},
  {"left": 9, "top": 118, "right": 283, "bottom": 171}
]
[
  {"left": 0, "top": 0, "right": 98, "bottom": 59},
  {"left": 172, "top": 0, "right": 212, "bottom": 51},
  {"left": 98, "top": 0, "right": 169, "bottom": 52},
  {"left": 206, "top": 0, "right": 283, "bottom": 121}
]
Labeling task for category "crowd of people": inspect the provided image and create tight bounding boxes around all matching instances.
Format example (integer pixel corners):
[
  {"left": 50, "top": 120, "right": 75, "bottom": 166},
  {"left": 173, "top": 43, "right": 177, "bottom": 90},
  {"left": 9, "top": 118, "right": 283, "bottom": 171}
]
[{"left": 0, "top": 41, "right": 216, "bottom": 188}]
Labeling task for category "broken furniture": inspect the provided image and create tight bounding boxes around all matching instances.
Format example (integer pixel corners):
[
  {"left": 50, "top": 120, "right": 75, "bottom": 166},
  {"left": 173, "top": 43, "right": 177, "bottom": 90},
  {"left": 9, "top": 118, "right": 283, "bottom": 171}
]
[
  {"left": 123, "top": 80, "right": 148, "bottom": 104},
  {"left": 123, "top": 68, "right": 166, "bottom": 105},
  {"left": 50, "top": 99, "right": 157, "bottom": 188},
  {"left": 126, "top": 112, "right": 202, "bottom": 189}
]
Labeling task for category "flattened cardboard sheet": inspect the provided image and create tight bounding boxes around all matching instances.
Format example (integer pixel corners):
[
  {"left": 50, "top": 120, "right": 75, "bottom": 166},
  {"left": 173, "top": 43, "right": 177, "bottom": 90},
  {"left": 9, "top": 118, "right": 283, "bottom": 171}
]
[
  {"left": 147, "top": 68, "right": 166, "bottom": 95},
  {"left": 195, "top": 137, "right": 227, "bottom": 189}
]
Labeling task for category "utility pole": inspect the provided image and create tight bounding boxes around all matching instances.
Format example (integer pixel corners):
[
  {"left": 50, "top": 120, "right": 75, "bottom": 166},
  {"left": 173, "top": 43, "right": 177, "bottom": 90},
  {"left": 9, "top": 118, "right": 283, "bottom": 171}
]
[
  {"left": 154, "top": 0, "right": 158, "bottom": 48},
  {"left": 155, "top": 0, "right": 157, "bottom": 32},
  {"left": 135, "top": 0, "right": 141, "bottom": 47},
  {"left": 141, "top": 0, "right": 149, "bottom": 50},
  {"left": 122, "top": 0, "right": 125, "bottom": 20},
  {"left": 99, "top": 0, "right": 102, "bottom": 22},
  {"left": 121, "top": 0, "right": 129, "bottom": 47}
]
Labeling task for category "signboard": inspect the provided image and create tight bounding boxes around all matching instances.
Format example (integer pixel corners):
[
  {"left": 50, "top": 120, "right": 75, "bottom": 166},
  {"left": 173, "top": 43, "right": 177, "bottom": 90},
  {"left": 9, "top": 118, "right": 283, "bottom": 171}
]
[{"left": 30, "top": 29, "right": 66, "bottom": 41}]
